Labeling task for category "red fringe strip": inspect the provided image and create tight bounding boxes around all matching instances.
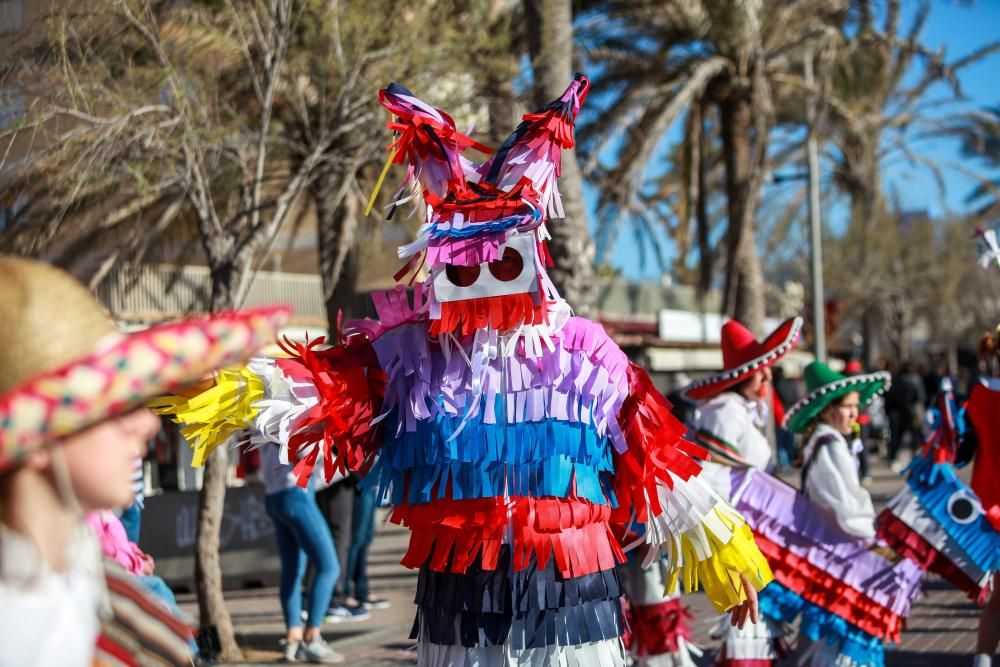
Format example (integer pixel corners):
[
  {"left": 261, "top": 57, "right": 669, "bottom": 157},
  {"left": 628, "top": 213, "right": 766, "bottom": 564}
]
[
  {"left": 754, "top": 533, "right": 904, "bottom": 642},
  {"left": 430, "top": 293, "right": 549, "bottom": 337},
  {"left": 612, "top": 362, "right": 708, "bottom": 524},
  {"left": 390, "top": 496, "right": 625, "bottom": 577},
  {"left": 624, "top": 597, "right": 693, "bottom": 656},
  {"left": 276, "top": 336, "right": 386, "bottom": 486},
  {"left": 432, "top": 181, "right": 541, "bottom": 223},
  {"left": 877, "top": 509, "right": 985, "bottom": 603},
  {"left": 714, "top": 660, "right": 774, "bottom": 667},
  {"left": 522, "top": 108, "right": 578, "bottom": 150}
]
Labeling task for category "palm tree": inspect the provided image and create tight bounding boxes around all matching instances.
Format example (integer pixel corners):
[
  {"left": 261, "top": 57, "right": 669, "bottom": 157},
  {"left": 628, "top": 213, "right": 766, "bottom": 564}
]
[
  {"left": 523, "top": 0, "right": 599, "bottom": 316},
  {"left": 817, "top": 0, "right": 999, "bottom": 363},
  {"left": 576, "top": 0, "right": 843, "bottom": 333},
  {"left": 947, "top": 106, "right": 1000, "bottom": 219}
]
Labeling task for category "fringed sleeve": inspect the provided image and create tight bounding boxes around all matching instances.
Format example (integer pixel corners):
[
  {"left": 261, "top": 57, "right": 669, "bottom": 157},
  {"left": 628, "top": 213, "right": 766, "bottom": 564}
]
[
  {"left": 152, "top": 332, "right": 386, "bottom": 487},
  {"left": 612, "top": 362, "right": 773, "bottom": 612},
  {"left": 149, "top": 366, "right": 263, "bottom": 467}
]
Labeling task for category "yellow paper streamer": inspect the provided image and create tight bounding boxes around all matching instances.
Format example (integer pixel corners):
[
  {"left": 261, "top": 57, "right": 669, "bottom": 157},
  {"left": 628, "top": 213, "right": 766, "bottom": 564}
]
[
  {"left": 664, "top": 505, "right": 775, "bottom": 613},
  {"left": 364, "top": 146, "right": 398, "bottom": 217},
  {"left": 149, "top": 366, "right": 263, "bottom": 467}
]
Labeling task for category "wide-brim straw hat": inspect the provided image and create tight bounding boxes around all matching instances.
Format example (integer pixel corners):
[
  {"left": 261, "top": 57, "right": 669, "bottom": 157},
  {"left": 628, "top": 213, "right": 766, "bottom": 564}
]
[
  {"left": 783, "top": 361, "right": 891, "bottom": 434},
  {"left": 682, "top": 317, "right": 803, "bottom": 401},
  {"left": 0, "top": 256, "right": 290, "bottom": 471}
]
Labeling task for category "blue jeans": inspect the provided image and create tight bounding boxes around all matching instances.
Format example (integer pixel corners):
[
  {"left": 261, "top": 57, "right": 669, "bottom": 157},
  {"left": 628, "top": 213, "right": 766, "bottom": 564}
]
[
  {"left": 138, "top": 575, "right": 198, "bottom": 654},
  {"left": 119, "top": 502, "right": 142, "bottom": 544},
  {"left": 775, "top": 427, "right": 795, "bottom": 470},
  {"left": 344, "top": 484, "right": 377, "bottom": 601},
  {"left": 265, "top": 487, "right": 339, "bottom": 630}
]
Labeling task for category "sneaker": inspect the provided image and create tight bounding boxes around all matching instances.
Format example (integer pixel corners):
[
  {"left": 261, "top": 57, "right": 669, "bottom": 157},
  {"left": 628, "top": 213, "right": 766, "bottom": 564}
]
[
  {"left": 361, "top": 596, "right": 391, "bottom": 611},
  {"left": 297, "top": 637, "right": 345, "bottom": 664},
  {"left": 280, "top": 639, "right": 301, "bottom": 662},
  {"left": 325, "top": 604, "right": 371, "bottom": 623}
]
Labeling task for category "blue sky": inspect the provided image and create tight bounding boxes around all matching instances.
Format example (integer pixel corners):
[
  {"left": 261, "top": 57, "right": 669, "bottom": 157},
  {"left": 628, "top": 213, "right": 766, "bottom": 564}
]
[{"left": 591, "top": 1, "right": 1000, "bottom": 282}]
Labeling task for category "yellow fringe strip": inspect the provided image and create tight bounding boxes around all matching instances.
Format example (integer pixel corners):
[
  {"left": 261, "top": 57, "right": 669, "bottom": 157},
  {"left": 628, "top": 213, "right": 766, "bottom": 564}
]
[
  {"left": 665, "top": 505, "right": 775, "bottom": 613},
  {"left": 148, "top": 366, "right": 263, "bottom": 467},
  {"left": 364, "top": 146, "right": 398, "bottom": 217}
]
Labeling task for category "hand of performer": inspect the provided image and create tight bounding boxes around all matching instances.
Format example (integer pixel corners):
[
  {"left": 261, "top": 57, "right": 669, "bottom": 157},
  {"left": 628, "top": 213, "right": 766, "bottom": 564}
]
[
  {"left": 729, "top": 573, "right": 760, "bottom": 629},
  {"left": 140, "top": 552, "right": 155, "bottom": 576}
]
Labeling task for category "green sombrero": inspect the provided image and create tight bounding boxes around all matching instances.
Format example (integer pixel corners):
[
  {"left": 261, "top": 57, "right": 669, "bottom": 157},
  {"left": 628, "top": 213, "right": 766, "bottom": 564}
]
[{"left": 783, "top": 361, "right": 892, "bottom": 434}]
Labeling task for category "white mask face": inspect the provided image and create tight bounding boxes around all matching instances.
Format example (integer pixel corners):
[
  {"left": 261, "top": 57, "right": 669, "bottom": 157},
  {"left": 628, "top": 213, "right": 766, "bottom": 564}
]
[{"left": 431, "top": 233, "right": 539, "bottom": 303}]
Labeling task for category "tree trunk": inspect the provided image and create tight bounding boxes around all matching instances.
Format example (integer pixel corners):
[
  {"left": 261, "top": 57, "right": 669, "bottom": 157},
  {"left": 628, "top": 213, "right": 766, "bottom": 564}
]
[
  {"left": 196, "top": 447, "right": 241, "bottom": 661},
  {"left": 719, "top": 94, "right": 765, "bottom": 333},
  {"left": 196, "top": 239, "right": 243, "bottom": 662},
  {"left": 695, "top": 102, "right": 712, "bottom": 300},
  {"left": 845, "top": 141, "right": 881, "bottom": 367},
  {"left": 523, "top": 0, "right": 597, "bottom": 317},
  {"left": 314, "top": 166, "right": 360, "bottom": 328}
]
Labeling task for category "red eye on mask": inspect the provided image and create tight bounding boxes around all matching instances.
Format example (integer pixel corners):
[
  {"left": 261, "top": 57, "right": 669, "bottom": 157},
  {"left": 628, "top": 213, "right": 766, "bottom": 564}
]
[
  {"left": 487, "top": 247, "right": 524, "bottom": 282},
  {"left": 445, "top": 264, "right": 481, "bottom": 287}
]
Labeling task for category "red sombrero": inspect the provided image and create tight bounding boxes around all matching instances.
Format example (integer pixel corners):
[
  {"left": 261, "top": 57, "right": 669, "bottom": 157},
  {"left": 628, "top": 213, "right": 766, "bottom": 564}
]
[{"left": 682, "top": 317, "right": 803, "bottom": 402}]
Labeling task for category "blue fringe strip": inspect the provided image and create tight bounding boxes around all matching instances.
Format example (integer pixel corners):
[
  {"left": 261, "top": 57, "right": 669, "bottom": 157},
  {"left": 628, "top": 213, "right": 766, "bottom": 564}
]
[
  {"left": 428, "top": 209, "right": 537, "bottom": 240},
  {"left": 759, "top": 582, "right": 886, "bottom": 667},
  {"left": 366, "top": 410, "right": 616, "bottom": 506},
  {"left": 904, "top": 456, "right": 1000, "bottom": 574},
  {"left": 415, "top": 547, "right": 623, "bottom": 614}
]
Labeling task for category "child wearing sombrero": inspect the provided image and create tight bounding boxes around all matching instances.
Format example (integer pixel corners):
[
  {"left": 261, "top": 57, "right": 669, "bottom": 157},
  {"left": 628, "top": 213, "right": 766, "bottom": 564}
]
[
  {"left": 785, "top": 361, "right": 892, "bottom": 539},
  {"left": 682, "top": 317, "right": 804, "bottom": 497},
  {"left": 680, "top": 317, "right": 803, "bottom": 667},
  {"left": 0, "top": 256, "right": 288, "bottom": 665}
]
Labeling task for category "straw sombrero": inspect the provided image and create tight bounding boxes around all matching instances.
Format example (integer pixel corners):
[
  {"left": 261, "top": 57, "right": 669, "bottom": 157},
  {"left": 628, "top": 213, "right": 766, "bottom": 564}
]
[
  {"left": 783, "top": 361, "right": 891, "bottom": 434},
  {"left": 682, "top": 317, "right": 803, "bottom": 401},
  {"left": 0, "top": 257, "right": 290, "bottom": 470}
]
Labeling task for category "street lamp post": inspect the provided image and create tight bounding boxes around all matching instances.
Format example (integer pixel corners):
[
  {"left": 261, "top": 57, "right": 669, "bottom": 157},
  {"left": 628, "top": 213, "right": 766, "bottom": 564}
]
[{"left": 805, "top": 49, "right": 827, "bottom": 363}]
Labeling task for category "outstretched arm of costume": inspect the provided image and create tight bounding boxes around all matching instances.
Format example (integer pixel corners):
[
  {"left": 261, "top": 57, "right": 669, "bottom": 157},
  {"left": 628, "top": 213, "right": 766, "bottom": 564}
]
[
  {"left": 612, "top": 362, "right": 773, "bottom": 613},
  {"left": 150, "top": 332, "right": 386, "bottom": 487}
]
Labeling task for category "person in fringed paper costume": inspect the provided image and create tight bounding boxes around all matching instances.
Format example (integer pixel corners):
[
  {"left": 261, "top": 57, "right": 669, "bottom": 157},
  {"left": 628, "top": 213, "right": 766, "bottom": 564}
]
[
  {"left": 718, "top": 359, "right": 1000, "bottom": 667},
  {"left": 964, "top": 336, "right": 1000, "bottom": 667},
  {"left": 678, "top": 318, "right": 802, "bottom": 667},
  {"left": 957, "top": 226, "right": 1000, "bottom": 667},
  {"left": 154, "top": 74, "right": 774, "bottom": 666}
]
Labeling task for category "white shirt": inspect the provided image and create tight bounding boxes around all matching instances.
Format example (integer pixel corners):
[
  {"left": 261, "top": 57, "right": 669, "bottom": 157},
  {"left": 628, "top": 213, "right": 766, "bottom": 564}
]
[
  {"left": 0, "top": 523, "right": 109, "bottom": 667},
  {"left": 802, "top": 422, "right": 877, "bottom": 539},
  {"left": 694, "top": 392, "right": 774, "bottom": 499}
]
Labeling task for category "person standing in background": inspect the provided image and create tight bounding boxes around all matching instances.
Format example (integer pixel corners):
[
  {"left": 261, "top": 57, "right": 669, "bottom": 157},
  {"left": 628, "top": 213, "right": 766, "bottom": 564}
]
[
  {"left": 771, "top": 365, "right": 802, "bottom": 471},
  {"left": 260, "top": 443, "right": 345, "bottom": 663},
  {"left": 315, "top": 474, "right": 372, "bottom": 621},
  {"left": 844, "top": 359, "right": 873, "bottom": 485},
  {"left": 117, "top": 455, "right": 145, "bottom": 544},
  {"left": 342, "top": 474, "right": 391, "bottom": 611}
]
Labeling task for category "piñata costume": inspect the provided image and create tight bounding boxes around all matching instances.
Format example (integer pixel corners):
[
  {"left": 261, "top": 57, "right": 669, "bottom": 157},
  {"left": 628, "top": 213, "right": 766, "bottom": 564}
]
[
  {"left": 725, "top": 366, "right": 1000, "bottom": 667},
  {"left": 877, "top": 386, "right": 1000, "bottom": 605},
  {"left": 681, "top": 318, "right": 802, "bottom": 667},
  {"left": 155, "top": 75, "right": 774, "bottom": 666},
  {"left": 965, "top": 377, "right": 1000, "bottom": 516}
]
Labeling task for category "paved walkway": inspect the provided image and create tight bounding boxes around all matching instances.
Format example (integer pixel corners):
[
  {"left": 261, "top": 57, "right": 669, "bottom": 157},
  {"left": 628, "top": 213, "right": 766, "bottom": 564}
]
[{"left": 183, "top": 460, "right": 984, "bottom": 665}]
